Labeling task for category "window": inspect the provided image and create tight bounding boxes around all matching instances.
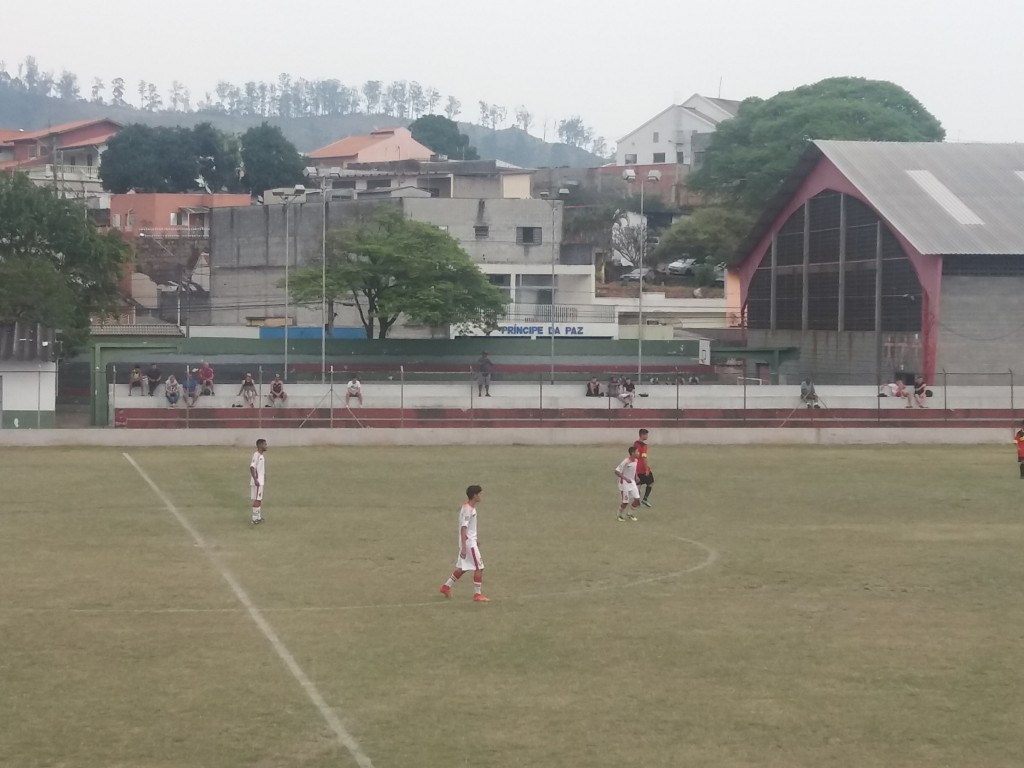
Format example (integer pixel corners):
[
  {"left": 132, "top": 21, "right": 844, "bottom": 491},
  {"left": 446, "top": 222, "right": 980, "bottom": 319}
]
[
  {"left": 436, "top": 225, "right": 449, "bottom": 232},
  {"left": 653, "top": 131, "right": 660, "bottom": 142},
  {"left": 366, "top": 179, "right": 391, "bottom": 190},
  {"left": 86, "top": 153, "right": 94, "bottom": 167},
  {"left": 29, "top": 145, "right": 38, "bottom": 158},
  {"left": 331, "top": 179, "right": 356, "bottom": 189},
  {"left": 652, "top": 152, "right": 666, "bottom": 164},
  {"left": 474, "top": 225, "right": 490, "bottom": 239},
  {"left": 676, "top": 151, "right": 686, "bottom": 164},
  {"left": 624, "top": 154, "right": 637, "bottom": 165},
  {"left": 170, "top": 212, "right": 179, "bottom": 226},
  {"left": 68, "top": 157, "right": 76, "bottom": 166},
  {"left": 516, "top": 226, "right": 542, "bottom": 245},
  {"left": 112, "top": 213, "right": 121, "bottom": 228},
  {"left": 488, "top": 274, "right": 512, "bottom": 302}
]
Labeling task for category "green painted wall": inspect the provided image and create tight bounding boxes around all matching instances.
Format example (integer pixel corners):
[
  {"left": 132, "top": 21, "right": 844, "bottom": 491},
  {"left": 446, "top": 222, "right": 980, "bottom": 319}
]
[{"left": 1, "top": 411, "right": 56, "bottom": 429}]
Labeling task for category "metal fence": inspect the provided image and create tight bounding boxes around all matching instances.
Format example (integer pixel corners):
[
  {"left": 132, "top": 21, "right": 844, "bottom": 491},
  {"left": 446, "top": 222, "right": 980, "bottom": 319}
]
[{"left": 108, "top": 365, "right": 1022, "bottom": 429}]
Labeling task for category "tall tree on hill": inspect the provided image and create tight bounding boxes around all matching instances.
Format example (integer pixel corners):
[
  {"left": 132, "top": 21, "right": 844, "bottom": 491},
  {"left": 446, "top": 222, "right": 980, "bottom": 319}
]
[
  {"left": 444, "top": 95, "right": 461, "bottom": 120},
  {"left": 288, "top": 207, "right": 506, "bottom": 339},
  {"left": 408, "top": 81, "right": 426, "bottom": 117},
  {"left": 689, "top": 76, "right": 946, "bottom": 212},
  {"left": 145, "top": 82, "right": 162, "bottom": 111},
  {"left": 240, "top": 122, "right": 304, "bottom": 196},
  {"left": 557, "top": 116, "right": 593, "bottom": 148},
  {"left": 57, "top": 70, "right": 79, "bottom": 101},
  {"left": 90, "top": 77, "right": 104, "bottom": 103},
  {"left": 515, "top": 106, "right": 533, "bottom": 132},
  {"left": 110, "top": 77, "right": 126, "bottom": 106},
  {"left": 0, "top": 173, "right": 129, "bottom": 354},
  {"left": 362, "top": 80, "right": 382, "bottom": 113},
  {"left": 409, "top": 115, "right": 479, "bottom": 161},
  {"left": 137, "top": 80, "right": 146, "bottom": 108},
  {"left": 426, "top": 87, "right": 441, "bottom": 114}
]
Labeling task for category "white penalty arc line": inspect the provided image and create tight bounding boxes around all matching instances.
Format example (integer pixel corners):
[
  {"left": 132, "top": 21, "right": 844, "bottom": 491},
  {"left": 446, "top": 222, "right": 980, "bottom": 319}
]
[{"left": 122, "top": 453, "right": 375, "bottom": 768}]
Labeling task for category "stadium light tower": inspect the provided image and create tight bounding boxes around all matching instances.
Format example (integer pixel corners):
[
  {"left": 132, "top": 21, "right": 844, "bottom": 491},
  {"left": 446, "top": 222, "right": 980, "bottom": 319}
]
[
  {"left": 271, "top": 185, "right": 306, "bottom": 381},
  {"left": 622, "top": 168, "right": 662, "bottom": 383},
  {"left": 539, "top": 187, "right": 571, "bottom": 383},
  {"left": 304, "top": 166, "right": 343, "bottom": 383}
]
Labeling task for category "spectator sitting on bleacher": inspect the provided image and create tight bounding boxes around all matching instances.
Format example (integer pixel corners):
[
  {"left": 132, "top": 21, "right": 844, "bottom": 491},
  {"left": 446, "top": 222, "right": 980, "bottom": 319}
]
[
  {"left": 345, "top": 376, "right": 363, "bottom": 407},
  {"left": 128, "top": 365, "right": 144, "bottom": 396},
  {"left": 618, "top": 378, "right": 636, "bottom": 408},
  {"left": 268, "top": 374, "right": 287, "bottom": 406},
  {"left": 164, "top": 374, "right": 181, "bottom": 408},
  {"left": 880, "top": 376, "right": 906, "bottom": 399},
  {"left": 238, "top": 373, "right": 258, "bottom": 408},
  {"left": 908, "top": 375, "right": 929, "bottom": 408},
  {"left": 198, "top": 361, "right": 215, "bottom": 395},
  {"left": 800, "top": 379, "right": 822, "bottom": 408},
  {"left": 586, "top": 377, "right": 602, "bottom": 397},
  {"left": 183, "top": 371, "right": 199, "bottom": 407},
  {"left": 146, "top": 363, "right": 162, "bottom": 396}
]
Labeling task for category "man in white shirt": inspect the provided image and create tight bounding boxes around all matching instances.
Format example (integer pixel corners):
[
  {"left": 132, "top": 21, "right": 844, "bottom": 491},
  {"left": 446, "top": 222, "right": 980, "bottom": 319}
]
[
  {"left": 439, "top": 485, "right": 489, "bottom": 602},
  {"left": 614, "top": 445, "right": 641, "bottom": 522},
  {"left": 345, "top": 375, "right": 363, "bottom": 406},
  {"left": 249, "top": 438, "right": 268, "bottom": 525}
]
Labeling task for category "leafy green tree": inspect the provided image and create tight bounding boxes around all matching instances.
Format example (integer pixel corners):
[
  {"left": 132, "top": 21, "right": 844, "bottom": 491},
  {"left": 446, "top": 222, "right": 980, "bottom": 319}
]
[
  {"left": 690, "top": 76, "right": 945, "bottom": 211},
  {"left": 0, "top": 173, "right": 129, "bottom": 353},
  {"left": 409, "top": 115, "right": 479, "bottom": 160},
  {"left": 240, "top": 123, "right": 304, "bottom": 196},
  {"left": 192, "top": 122, "right": 243, "bottom": 192},
  {"left": 289, "top": 207, "right": 506, "bottom": 339},
  {"left": 651, "top": 207, "right": 754, "bottom": 267},
  {"left": 100, "top": 124, "right": 199, "bottom": 193}
]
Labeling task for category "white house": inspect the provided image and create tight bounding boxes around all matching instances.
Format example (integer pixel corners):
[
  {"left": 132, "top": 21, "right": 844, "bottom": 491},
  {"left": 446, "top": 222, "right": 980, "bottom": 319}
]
[{"left": 615, "top": 94, "right": 741, "bottom": 168}]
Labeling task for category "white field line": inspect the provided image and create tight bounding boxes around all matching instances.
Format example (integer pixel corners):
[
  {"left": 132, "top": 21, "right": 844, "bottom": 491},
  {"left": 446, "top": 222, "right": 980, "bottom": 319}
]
[
  {"left": 122, "top": 452, "right": 374, "bottom": 768},
  {"left": 5, "top": 536, "right": 720, "bottom": 615}
]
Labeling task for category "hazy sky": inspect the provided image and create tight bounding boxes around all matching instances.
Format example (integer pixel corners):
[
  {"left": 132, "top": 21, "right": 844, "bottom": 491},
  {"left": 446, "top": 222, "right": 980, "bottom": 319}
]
[{"left": 2, "top": 0, "right": 1021, "bottom": 144}]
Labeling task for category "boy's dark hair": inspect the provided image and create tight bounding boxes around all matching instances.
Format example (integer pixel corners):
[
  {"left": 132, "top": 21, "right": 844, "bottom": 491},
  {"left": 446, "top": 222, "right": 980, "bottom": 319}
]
[
  {"left": 639, "top": 428, "right": 649, "bottom": 436},
  {"left": 466, "top": 484, "right": 483, "bottom": 499},
  {"left": 256, "top": 438, "right": 266, "bottom": 449},
  {"left": 628, "top": 445, "right": 637, "bottom": 456}
]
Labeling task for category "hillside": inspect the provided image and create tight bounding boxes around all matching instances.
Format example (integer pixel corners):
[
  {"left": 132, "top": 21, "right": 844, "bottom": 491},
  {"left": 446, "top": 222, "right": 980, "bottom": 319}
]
[{"left": 0, "top": 88, "right": 603, "bottom": 169}]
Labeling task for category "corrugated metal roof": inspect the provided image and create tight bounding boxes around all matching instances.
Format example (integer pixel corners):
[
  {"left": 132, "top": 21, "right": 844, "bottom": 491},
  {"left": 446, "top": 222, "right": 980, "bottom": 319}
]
[
  {"left": 814, "top": 140, "right": 1024, "bottom": 255},
  {"left": 0, "top": 323, "right": 56, "bottom": 361}
]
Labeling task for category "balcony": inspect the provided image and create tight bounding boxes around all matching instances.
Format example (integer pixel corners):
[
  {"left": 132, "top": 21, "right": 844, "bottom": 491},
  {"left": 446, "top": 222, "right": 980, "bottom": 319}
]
[
  {"left": 137, "top": 227, "right": 210, "bottom": 239},
  {"left": 504, "top": 303, "right": 616, "bottom": 323},
  {"left": 31, "top": 164, "right": 102, "bottom": 182}
]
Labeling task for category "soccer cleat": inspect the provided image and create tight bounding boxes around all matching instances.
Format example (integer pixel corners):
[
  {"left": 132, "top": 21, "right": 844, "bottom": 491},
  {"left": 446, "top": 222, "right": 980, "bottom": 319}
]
[
  {"left": 439, "top": 584, "right": 452, "bottom": 598},
  {"left": 641, "top": 499, "right": 652, "bottom": 508},
  {"left": 472, "top": 594, "right": 490, "bottom": 602},
  {"left": 252, "top": 518, "right": 263, "bottom": 525},
  {"left": 617, "top": 514, "right": 626, "bottom": 522},
  {"left": 627, "top": 514, "right": 639, "bottom": 521}
]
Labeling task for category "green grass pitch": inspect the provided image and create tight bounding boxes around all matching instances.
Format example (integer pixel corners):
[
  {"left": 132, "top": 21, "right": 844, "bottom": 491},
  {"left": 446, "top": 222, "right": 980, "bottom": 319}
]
[{"left": 2, "top": 444, "right": 1023, "bottom": 767}]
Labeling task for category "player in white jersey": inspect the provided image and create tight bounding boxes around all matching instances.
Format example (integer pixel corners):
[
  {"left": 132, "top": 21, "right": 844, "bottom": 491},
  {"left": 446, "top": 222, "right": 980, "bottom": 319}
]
[
  {"left": 615, "top": 445, "right": 641, "bottom": 522},
  {"left": 249, "top": 438, "right": 268, "bottom": 524},
  {"left": 439, "top": 485, "right": 489, "bottom": 602}
]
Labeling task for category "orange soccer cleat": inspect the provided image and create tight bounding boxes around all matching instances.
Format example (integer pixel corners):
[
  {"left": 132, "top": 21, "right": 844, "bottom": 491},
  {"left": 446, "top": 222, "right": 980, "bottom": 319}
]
[
  {"left": 472, "top": 594, "right": 490, "bottom": 603},
  {"left": 439, "top": 584, "right": 452, "bottom": 598}
]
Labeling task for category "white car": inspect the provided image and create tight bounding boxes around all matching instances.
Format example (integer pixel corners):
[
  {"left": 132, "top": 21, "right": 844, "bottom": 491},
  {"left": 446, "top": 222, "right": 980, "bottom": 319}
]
[{"left": 665, "top": 258, "right": 697, "bottom": 276}]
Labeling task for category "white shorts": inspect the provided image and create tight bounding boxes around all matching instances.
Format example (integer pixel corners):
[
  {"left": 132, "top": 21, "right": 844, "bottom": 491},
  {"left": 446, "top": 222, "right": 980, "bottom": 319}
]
[
  {"left": 250, "top": 483, "right": 264, "bottom": 502},
  {"left": 619, "top": 481, "right": 640, "bottom": 504},
  {"left": 455, "top": 542, "right": 484, "bottom": 572}
]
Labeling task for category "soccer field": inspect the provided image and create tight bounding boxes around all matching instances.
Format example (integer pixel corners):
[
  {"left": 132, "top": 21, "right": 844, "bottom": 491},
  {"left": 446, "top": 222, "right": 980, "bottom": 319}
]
[{"left": 2, "top": 443, "right": 1023, "bottom": 767}]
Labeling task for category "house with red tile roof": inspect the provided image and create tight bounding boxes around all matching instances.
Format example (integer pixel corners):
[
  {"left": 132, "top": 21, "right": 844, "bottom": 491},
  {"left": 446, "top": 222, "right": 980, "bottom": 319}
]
[
  {"left": 307, "top": 127, "right": 433, "bottom": 168},
  {"left": 0, "top": 118, "right": 121, "bottom": 200}
]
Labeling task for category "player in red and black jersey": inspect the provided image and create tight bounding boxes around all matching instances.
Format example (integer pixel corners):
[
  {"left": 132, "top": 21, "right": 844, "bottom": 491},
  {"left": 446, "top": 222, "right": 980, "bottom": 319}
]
[{"left": 633, "top": 428, "right": 654, "bottom": 507}]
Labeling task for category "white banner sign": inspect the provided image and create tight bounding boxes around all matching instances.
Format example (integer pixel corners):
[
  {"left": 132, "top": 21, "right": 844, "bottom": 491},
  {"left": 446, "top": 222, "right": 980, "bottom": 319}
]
[{"left": 453, "top": 322, "right": 620, "bottom": 339}]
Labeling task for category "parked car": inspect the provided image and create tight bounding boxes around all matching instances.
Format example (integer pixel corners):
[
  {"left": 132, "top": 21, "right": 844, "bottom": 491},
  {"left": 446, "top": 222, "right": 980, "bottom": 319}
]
[
  {"left": 620, "top": 267, "right": 663, "bottom": 284},
  {"left": 665, "top": 258, "right": 697, "bottom": 277}
]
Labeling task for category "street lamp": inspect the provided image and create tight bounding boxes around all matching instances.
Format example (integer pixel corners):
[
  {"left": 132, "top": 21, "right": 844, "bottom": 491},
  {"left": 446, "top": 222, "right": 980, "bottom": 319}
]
[
  {"left": 138, "top": 232, "right": 190, "bottom": 336},
  {"left": 622, "top": 168, "right": 662, "bottom": 383},
  {"left": 539, "top": 187, "right": 571, "bottom": 384},
  {"left": 304, "top": 166, "right": 343, "bottom": 383},
  {"left": 271, "top": 185, "right": 306, "bottom": 381}
]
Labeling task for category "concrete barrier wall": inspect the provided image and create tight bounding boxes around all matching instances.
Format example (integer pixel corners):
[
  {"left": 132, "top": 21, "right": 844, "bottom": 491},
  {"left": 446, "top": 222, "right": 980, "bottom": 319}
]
[{"left": 0, "top": 427, "right": 1010, "bottom": 448}]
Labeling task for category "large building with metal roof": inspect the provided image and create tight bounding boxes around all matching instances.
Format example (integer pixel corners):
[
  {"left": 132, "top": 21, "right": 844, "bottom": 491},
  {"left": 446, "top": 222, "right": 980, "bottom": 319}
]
[{"left": 732, "top": 140, "right": 1024, "bottom": 384}]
